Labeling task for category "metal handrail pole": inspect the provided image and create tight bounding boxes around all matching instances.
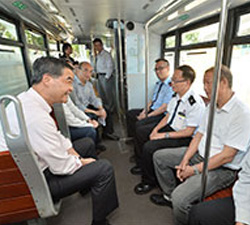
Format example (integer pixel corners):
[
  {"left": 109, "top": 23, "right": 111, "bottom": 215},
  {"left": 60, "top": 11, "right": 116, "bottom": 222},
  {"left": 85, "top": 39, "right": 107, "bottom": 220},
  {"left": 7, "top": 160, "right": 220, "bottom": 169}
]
[
  {"left": 117, "top": 19, "right": 125, "bottom": 113},
  {"left": 200, "top": 0, "right": 230, "bottom": 201}
]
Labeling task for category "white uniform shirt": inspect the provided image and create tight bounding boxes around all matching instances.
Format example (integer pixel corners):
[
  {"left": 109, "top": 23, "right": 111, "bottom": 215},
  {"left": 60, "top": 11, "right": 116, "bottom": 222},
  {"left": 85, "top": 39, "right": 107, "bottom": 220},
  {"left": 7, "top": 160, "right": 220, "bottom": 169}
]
[
  {"left": 96, "top": 49, "right": 114, "bottom": 79},
  {"left": 198, "top": 94, "right": 250, "bottom": 170},
  {"left": 0, "top": 88, "right": 82, "bottom": 174},
  {"left": 167, "top": 89, "right": 205, "bottom": 132},
  {"left": 63, "top": 96, "right": 93, "bottom": 128}
]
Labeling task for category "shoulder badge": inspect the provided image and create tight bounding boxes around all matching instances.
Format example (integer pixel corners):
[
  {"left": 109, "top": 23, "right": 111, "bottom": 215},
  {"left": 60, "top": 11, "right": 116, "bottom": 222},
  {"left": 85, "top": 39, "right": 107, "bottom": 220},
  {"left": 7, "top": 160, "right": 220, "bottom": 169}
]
[{"left": 188, "top": 95, "right": 196, "bottom": 106}]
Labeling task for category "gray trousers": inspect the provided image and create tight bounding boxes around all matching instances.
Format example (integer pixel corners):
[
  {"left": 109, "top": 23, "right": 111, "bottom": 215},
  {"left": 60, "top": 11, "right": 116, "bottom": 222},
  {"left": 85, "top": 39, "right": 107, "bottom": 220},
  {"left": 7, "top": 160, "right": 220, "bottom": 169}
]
[
  {"left": 153, "top": 147, "right": 237, "bottom": 225},
  {"left": 97, "top": 75, "right": 116, "bottom": 113}
]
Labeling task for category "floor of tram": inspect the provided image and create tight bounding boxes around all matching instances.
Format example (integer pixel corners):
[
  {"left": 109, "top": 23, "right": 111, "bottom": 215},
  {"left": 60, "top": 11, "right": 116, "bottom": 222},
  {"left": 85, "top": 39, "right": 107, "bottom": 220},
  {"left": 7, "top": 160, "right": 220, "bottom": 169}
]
[{"left": 46, "top": 115, "right": 174, "bottom": 225}]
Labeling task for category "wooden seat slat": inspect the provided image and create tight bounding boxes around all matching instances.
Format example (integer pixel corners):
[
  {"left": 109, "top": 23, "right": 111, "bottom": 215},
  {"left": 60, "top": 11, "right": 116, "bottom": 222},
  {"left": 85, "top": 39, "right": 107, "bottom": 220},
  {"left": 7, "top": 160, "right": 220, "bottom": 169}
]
[
  {"left": 0, "top": 195, "right": 36, "bottom": 215},
  {"left": 0, "top": 183, "right": 31, "bottom": 200},
  {"left": 0, "top": 208, "right": 38, "bottom": 225}
]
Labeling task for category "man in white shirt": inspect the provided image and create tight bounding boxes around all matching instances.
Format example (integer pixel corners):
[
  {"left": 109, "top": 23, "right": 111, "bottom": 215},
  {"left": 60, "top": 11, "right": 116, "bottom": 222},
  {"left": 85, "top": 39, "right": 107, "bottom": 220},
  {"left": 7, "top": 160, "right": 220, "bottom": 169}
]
[
  {"left": 0, "top": 57, "right": 118, "bottom": 225},
  {"left": 152, "top": 65, "right": 250, "bottom": 225},
  {"left": 133, "top": 65, "right": 205, "bottom": 195},
  {"left": 63, "top": 96, "right": 98, "bottom": 142},
  {"left": 93, "top": 38, "right": 115, "bottom": 113}
]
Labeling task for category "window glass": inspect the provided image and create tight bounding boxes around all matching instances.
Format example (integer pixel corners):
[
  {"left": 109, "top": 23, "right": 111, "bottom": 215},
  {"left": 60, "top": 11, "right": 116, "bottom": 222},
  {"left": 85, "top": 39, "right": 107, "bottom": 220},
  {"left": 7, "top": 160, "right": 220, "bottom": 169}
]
[
  {"left": 237, "top": 13, "right": 250, "bottom": 36},
  {"left": 0, "top": 18, "right": 18, "bottom": 40},
  {"left": 28, "top": 49, "right": 47, "bottom": 64},
  {"left": 181, "top": 23, "right": 219, "bottom": 45},
  {"left": 230, "top": 44, "right": 250, "bottom": 107},
  {"left": 72, "top": 44, "right": 90, "bottom": 62},
  {"left": 180, "top": 47, "right": 216, "bottom": 96},
  {"left": 25, "top": 29, "right": 45, "bottom": 48},
  {"left": 164, "top": 51, "right": 175, "bottom": 76},
  {"left": 0, "top": 44, "right": 28, "bottom": 96},
  {"left": 48, "top": 37, "right": 58, "bottom": 51},
  {"left": 165, "top": 36, "right": 175, "bottom": 48}
]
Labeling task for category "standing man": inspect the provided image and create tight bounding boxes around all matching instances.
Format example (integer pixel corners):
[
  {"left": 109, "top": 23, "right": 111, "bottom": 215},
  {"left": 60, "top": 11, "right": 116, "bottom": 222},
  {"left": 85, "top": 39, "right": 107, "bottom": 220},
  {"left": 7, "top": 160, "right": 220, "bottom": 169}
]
[
  {"left": 126, "top": 58, "right": 173, "bottom": 139},
  {"left": 152, "top": 65, "right": 250, "bottom": 225},
  {"left": 0, "top": 57, "right": 119, "bottom": 225},
  {"left": 93, "top": 38, "right": 116, "bottom": 114}
]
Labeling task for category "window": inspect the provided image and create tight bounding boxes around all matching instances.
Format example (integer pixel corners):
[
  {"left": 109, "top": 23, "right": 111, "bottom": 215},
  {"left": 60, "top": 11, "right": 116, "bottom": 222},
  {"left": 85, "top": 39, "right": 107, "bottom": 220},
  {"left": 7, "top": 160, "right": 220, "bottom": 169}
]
[
  {"left": 180, "top": 47, "right": 216, "bottom": 96},
  {"left": 0, "top": 18, "right": 18, "bottom": 40},
  {"left": 0, "top": 44, "right": 28, "bottom": 96},
  {"left": 28, "top": 49, "right": 47, "bottom": 64},
  {"left": 230, "top": 44, "right": 250, "bottom": 107},
  {"left": 164, "top": 51, "right": 175, "bottom": 76},
  {"left": 237, "top": 13, "right": 250, "bottom": 36},
  {"left": 25, "top": 29, "right": 45, "bottom": 48},
  {"left": 72, "top": 44, "right": 90, "bottom": 62},
  {"left": 181, "top": 23, "right": 219, "bottom": 45},
  {"left": 165, "top": 36, "right": 175, "bottom": 48},
  {"left": 48, "top": 37, "right": 58, "bottom": 51}
]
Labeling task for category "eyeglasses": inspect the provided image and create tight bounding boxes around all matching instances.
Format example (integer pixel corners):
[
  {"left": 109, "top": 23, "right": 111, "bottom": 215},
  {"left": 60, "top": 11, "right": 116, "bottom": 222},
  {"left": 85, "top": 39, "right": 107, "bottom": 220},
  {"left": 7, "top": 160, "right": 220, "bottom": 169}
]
[
  {"left": 171, "top": 79, "right": 187, "bottom": 84},
  {"left": 154, "top": 66, "right": 167, "bottom": 72}
]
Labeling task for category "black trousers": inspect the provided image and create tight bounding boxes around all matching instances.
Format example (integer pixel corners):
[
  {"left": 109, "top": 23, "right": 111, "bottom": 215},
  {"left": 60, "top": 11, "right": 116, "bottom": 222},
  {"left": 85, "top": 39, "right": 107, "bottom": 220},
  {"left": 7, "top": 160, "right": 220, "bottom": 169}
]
[
  {"left": 126, "top": 109, "right": 164, "bottom": 138},
  {"left": 189, "top": 197, "right": 234, "bottom": 225},
  {"left": 135, "top": 124, "right": 192, "bottom": 185},
  {"left": 87, "top": 105, "right": 114, "bottom": 135},
  {"left": 44, "top": 137, "right": 119, "bottom": 222}
]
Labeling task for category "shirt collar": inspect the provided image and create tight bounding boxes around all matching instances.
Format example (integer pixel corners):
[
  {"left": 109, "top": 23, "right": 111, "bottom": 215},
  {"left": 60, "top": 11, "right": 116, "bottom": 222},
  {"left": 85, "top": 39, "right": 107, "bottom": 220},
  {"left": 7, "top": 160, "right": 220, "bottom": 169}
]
[
  {"left": 217, "top": 92, "right": 236, "bottom": 113},
  {"left": 29, "top": 88, "right": 52, "bottom": 113},
  {"left": 157, "top": 76, "right": 171, "bottom": 86},
  {"left": 177, "top": 88, "right": 193, "bottom": 103}
]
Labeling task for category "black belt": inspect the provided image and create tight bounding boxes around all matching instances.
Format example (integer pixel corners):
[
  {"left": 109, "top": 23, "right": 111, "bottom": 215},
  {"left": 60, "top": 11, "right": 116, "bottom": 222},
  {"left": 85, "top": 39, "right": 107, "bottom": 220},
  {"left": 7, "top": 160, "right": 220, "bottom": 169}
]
[{"left": 97, "top": 73, "right": 106, "bottom": 76}]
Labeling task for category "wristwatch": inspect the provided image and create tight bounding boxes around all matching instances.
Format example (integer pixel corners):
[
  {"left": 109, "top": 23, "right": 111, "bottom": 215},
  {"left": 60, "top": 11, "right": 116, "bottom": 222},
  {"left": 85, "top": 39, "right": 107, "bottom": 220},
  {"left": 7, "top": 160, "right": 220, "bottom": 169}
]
[
  {"left": 192, "top": 165, "right": 200, "bottom": 175},
  {"left": 165, "top": 132, "right": 170, "bottom": 138}
]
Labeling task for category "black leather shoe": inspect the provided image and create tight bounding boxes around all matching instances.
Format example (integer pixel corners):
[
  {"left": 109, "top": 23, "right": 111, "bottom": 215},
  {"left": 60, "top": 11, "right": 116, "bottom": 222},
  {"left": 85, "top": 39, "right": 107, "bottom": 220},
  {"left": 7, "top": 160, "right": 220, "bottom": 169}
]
[
  {"left": 96, "top": 144, "right": 106, "bottom": 152},
  {"left": 134, "top": 182, "right": 155, "bottom": 195},
  {"left": 102, "top": 133, "right": 120, "bottom": 141},
  {"left": 150, "top": 193, "right": 172, "bottom": 208},
  {"left": 130, "top": 166, "right": 142, "bottom": 175}
]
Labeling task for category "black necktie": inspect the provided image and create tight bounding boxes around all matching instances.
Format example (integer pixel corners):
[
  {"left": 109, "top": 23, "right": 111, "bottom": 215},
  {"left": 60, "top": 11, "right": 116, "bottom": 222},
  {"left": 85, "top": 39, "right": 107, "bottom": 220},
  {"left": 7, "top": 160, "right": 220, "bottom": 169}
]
[
  {"left": 168, "top": 99, "right": 181, "bottom": 126},
  {"left": 151, "top": 82, "right": 164, "bottom": 109}
]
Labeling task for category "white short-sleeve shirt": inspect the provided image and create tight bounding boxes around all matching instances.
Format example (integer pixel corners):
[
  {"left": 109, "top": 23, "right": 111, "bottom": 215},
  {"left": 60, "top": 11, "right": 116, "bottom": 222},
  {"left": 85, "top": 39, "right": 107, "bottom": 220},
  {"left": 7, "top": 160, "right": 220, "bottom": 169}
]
[
  {"left": 167, "top": 89, "right": 205, "bottom": 132},
  {"left": 0, "top": 88, "right": 82, "bottom": 174},
  {"left": 198, "top": 94, "right": 250, "bottom": 170}
]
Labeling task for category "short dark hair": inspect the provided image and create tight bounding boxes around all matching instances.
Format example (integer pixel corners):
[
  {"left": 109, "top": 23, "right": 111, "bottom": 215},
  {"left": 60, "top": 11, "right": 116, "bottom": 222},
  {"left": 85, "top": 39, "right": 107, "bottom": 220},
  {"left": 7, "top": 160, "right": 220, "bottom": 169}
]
[
  {"left": 31, "top": 57, "right": 73, "bottom": 85},
  {"left": 177, "top": 65, "right": 196, "bottom": 84},
  {"left": 205, "top": 65, "right": 233, "bottom": 88},
  {"left": 62, "top": 43, "right": 72, "bottom": 53},
  {"left": 155, "top": 58, "right": 170, "bottom": 66},
  {"left": 93, "top": 38, "right": 103, "bottom": 45}
]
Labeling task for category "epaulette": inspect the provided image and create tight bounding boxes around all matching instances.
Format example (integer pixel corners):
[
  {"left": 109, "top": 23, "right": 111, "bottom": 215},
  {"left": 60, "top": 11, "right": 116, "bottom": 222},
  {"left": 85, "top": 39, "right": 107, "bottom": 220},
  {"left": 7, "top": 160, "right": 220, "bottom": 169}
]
[
  {"left": 172, "top": 93, "right": 177, "bottom": 97},
  {"left": 188, "top": 95, "right": 196, "bottom": 106}
]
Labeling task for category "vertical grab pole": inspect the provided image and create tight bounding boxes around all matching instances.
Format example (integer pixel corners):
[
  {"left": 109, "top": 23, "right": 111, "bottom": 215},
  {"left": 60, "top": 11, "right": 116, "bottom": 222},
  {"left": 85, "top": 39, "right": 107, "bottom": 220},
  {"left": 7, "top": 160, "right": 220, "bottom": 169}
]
[
  {"left": 117, "top": 19, "right": 125, "bottom": 114},
  {"left": 145, "top": 23, "right": 150, "bottom": 117},
  {"left": 200, "top": 0, "right": 230, "bottom": 201}
]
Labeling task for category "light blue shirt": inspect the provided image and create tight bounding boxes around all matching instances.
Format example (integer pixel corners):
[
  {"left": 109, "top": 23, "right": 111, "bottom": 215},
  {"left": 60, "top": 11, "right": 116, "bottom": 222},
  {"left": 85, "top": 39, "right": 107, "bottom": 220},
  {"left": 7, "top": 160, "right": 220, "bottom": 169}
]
[
  {"left": 150, "top": 76, "right": 173, "bottom": 111},
  {"left": 233, "top": 150, "right": 250, "bottom": 225},
  {"left": 71, "top": 76, "right": 102, "bottom": 111},
  {"left": 96, "top": 49, "right": 114, "bottom": 79}
]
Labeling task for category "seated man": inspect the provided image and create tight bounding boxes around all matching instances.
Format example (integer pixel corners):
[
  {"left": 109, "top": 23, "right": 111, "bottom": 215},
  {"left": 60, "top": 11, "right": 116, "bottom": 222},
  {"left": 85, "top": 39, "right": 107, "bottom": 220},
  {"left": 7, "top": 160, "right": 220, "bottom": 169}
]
[
  {"left": 72, "top": 61, "right": 119, "bottom": 141},
  {"left": 189, "top": 151, "right": 250, "bottom": 225},
  {"left": 0, "top": 57, "right": 118, "bottom": 225},
  {"left": 133, "top": 65, "right": 205, "bottom": 195},
  {"left": 63, "top": 96, "right": 98, "bottom": 142},
  {"left": 152, "top": 65, "right": 250, "bottom": 225},
  {"left": 126, "top": 58, "right": 173, "bottom": 138}
]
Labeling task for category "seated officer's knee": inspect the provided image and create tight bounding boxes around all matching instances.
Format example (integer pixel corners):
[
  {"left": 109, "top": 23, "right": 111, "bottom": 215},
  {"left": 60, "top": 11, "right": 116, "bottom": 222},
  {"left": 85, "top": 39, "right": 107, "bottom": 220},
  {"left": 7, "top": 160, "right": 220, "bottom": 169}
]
[{"left": 97, "top": 159, "right": 114, "bottom": 178}]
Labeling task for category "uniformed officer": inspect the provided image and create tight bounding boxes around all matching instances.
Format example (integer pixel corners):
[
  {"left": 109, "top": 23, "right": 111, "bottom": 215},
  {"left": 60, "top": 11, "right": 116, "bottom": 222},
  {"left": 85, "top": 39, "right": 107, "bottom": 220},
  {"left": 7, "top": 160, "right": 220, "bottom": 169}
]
[{"left": 132, "top": 65, "right": 205, "bottom": 195}]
